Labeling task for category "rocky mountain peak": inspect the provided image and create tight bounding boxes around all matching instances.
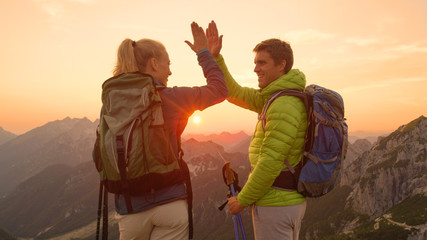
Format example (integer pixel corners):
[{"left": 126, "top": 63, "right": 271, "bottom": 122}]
[
  {"left": 343, "top": 138, "right": 373, "bottom": 169},
  {"left": 342, "top": 115, "right": 426, "bottom": 218},
  {"left": 373, "top": 115, "right": 426, "bottom": 151}
]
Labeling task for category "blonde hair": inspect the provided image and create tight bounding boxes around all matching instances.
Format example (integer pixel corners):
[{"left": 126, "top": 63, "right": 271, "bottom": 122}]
[{"left": 113, "top": 38, "right": 166, "bottom": 76}]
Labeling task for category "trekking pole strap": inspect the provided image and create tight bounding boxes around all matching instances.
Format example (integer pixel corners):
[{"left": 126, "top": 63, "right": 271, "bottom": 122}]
[
  {"left": 178, "top": 151, "right": 194, "bottom": 239},
  {"left": 116, "top": 135, "right": 133, "bottom": 213},
  {"left": 96, "top": 181, "right": 103, "bottom": 240},
  {"left": 102, "top": 184, "right": 108, "bottom": 240}
]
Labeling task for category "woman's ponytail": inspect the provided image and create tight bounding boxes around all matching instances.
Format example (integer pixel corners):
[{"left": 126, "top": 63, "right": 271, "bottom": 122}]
[
  {"left": 112, "top": 38, "right": 166, "bottom": 76},
  {"left": 113, "top": 38, "right": 139, "bottom": 76}
]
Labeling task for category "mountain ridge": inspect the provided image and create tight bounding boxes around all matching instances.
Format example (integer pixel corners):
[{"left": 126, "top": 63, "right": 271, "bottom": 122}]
[
  {"left": 183, "top": 131, "right": 250, "bottom": 152},
  {"left": 0, "top": 115, "right": 425, "bottom": 239},
  {"left": 0, "top": 127, "right": 16, "bottom": 146},
  {"left": 0, "top": 117, "right": 98, "bottom": 195}
]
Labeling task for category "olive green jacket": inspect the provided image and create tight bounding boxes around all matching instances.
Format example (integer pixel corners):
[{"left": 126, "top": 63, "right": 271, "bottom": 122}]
[{"left": 216, "top": 55, "right": 307, "bottom": 207}]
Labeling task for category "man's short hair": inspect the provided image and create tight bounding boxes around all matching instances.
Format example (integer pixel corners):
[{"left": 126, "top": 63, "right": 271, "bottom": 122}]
[{"left": 253, "top": 39, "right": 294, "bottom": 74}]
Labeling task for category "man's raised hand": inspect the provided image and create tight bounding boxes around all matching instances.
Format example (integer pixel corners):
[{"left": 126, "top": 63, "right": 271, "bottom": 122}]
[{"left": 206, "top": 20, "right": 223, "bottom": 58}]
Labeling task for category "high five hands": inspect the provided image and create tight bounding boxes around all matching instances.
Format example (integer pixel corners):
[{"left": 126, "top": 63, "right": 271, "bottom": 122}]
[
  {"left": 206, "top": 21, "right": 223, "bottom": 58},
  {"left": 186, "top": 21, "right": 223, "bottom": 57},
  {"left": 185, "top": 22, "right": 208, "bottom": 53}
]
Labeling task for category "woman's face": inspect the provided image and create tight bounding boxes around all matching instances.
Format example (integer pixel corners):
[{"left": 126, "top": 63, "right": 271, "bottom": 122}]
[{"left": 155, "top": 50, "right": 172, "bottom": 86}]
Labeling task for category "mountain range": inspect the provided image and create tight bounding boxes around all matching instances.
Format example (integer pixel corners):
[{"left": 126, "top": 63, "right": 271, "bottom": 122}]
[
  {"left": 0, "top": 127, "right": 16, "bottom": 146},
  {"left": 183, "top": 131, "right": 252, "bottom": 153},
  {"left": 0, "top": 116, "right": 426, "bottom": 239},
  {"left": 0, "top": 117, "right": 98, "bottom": 196}
]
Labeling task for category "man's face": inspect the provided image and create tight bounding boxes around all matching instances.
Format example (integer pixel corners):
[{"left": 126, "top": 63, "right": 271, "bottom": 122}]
[{"left": 253, "top": 50, "right": 285, "bottom": 89}]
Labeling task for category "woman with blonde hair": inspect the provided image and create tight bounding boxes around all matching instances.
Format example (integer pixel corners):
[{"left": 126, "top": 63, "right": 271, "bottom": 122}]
[{"left": 101, "top": 22, "right": 227, "bottom": 240}]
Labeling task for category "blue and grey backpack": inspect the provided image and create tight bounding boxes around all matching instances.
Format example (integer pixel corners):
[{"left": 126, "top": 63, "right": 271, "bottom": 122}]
[{"left": 259, "top": 84, "right": 348, "bottom": 198}]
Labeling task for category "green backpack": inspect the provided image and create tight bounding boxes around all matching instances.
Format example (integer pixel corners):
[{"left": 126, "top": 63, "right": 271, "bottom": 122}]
[
  {"left": 92, "top": 72, "right": 187, "bottom": 210},
  {"left": 92, "top": 72, "right": 193, "bottom": 239}
]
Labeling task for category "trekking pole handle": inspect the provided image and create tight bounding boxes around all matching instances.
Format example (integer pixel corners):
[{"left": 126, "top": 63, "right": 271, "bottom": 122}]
[
  {"left": 224, "top": 162, "right": 247, "bottom": 240},
  {"left": 224, "top": 162, "right": 235, "bottom": 186}
]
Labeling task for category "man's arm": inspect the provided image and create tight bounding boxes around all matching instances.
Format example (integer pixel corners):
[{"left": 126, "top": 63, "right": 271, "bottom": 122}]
[{"left": 207, "top": 21, "right": 264, "bottom": 113}]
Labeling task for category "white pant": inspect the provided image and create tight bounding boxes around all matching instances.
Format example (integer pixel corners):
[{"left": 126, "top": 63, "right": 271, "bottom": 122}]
[
  {"left": 116, "top": 199, "right": 189, "bottom": 240},
  {"left": 252, "top": 201, "right": 306, "bottom": 240}
]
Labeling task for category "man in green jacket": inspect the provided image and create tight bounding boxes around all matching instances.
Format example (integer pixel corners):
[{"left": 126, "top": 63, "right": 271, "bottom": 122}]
[{"left": 207, "top": 21, "right": 307, "bottom": 240}]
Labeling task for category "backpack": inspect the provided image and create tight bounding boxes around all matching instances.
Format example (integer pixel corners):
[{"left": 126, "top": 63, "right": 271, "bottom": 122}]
[
  {"left": 259, "top": 84, "right": 348, "bottom": 198},
  {"left": 92, "top": 72, "right": 193, "bottom": 239}
]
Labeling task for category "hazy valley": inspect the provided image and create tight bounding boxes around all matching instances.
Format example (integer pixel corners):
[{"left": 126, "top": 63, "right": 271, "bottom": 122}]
[{"left": 0, "top": 116, "right": 426, "bottom": 239}]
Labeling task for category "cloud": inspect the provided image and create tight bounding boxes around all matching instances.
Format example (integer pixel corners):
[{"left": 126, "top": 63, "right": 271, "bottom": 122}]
[
  {"left": 108, "top": 23, "right": 179, "bottom": 34},
  {"left": 34, "top": 0, "right": 63, "bottom": 18},
  {"left": 327, "top": 40, "right": 427, "bottom": 64},
  {"left": 374, "top": 17, "right": 400, "bottom": 32},
  {"left": 339, "top": 77, "right": 427, "bottom": 93},
  {"left": 31, "top": 0, "right": 97, "bottom": 33},
  {"left": 69, "top": 0, "right": 95, "bottom": 3},
  {"left": 284, "top": 29, "right": 337, "bottom": 44},
  {"left": 388, "top": 96, "right": 427, "bottom": 106},
  {"left": 33, "top": 0, "right": 95, "bottom": 18},
  {"left": 385, "top": 43, "right": 427, "bottom": 54},
  {"left": 345, "top": 37, "right": 380, "bottom": 47}
]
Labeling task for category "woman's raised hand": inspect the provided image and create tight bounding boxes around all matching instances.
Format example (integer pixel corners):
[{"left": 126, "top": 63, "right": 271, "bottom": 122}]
[{"left": 185, "top": 22, "right": 208, "bottom": 53}]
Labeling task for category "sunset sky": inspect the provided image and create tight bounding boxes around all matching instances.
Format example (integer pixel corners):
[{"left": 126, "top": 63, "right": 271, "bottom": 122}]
[{"left": 1, "top": 0, "right": 426, "bottom": 136}]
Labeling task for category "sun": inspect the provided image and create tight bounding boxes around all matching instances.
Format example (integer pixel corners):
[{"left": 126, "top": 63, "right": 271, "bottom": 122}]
[{"left": 193, "top": 115, "right": 201, "bottom": 124}]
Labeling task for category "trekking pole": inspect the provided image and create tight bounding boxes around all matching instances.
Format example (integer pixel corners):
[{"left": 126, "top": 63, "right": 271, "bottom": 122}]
[
  {"left": 229, "top": 181, "right": 246, "bottom": 240},
  {"left": 223, "top": 162, "right": 247, "bottom": 240}
]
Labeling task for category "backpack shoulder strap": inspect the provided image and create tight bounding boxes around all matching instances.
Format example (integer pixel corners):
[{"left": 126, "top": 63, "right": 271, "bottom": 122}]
[{"left": 258, "top": 89, "right": 310, "bottom": 131}]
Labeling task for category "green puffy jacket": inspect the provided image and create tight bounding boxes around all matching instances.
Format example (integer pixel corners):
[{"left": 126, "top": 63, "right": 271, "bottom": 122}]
[{"left": 216, "top": 55, "right": 307, "bottom": 207}]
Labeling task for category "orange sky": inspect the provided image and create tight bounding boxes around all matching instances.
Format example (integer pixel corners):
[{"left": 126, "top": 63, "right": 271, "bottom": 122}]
[{"left": 0, "top": 0, "right": 426, "bottom": 136}]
